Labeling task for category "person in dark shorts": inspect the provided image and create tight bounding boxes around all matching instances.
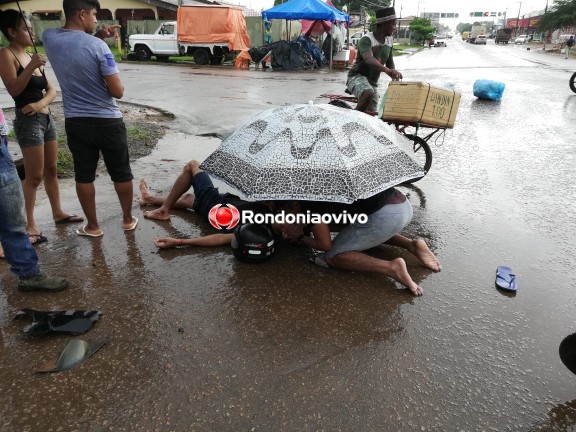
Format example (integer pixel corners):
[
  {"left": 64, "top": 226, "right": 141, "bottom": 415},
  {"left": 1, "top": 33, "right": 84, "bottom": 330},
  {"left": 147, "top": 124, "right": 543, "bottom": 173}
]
[
  {"left": 140, "top": 160, "right": 271, "bottom": 224},
  {"left": 0, "top": 10, "right": 84, "bottom": 241},
  {"left": 43, "top": 0, "right": 137, "bottom": 237}
]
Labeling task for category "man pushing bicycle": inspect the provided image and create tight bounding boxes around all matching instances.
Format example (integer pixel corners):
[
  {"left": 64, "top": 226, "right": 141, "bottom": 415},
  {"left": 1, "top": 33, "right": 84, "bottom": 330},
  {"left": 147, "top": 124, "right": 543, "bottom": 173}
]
[{"left": 347, "top": 7, "right": 403, "bottom": 113}]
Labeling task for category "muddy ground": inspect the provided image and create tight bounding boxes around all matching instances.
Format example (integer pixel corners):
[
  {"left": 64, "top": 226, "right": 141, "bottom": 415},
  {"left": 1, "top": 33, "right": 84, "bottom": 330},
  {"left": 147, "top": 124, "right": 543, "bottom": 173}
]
[{"left": 3, "top": 101, "right": 174, "bottom": 178}]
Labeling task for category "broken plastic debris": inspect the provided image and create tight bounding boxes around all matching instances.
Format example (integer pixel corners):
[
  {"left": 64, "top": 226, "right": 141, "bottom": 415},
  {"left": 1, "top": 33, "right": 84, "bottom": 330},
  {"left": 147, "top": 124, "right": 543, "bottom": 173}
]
[
  {"left": 14, "top": 309, "right": 102, "bottom": 337},
  {"left": 36, "top": 339, "right": 107, "bottom": 373}
]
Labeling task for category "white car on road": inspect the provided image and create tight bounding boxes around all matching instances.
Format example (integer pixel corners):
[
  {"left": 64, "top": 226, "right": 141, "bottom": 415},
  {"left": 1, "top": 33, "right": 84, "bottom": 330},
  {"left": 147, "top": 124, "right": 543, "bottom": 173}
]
[
  {"left": 348, "top": 31, "right": 364, "bottom": 47},
  {"left": 515, "top": 35, "right": 530, "bottom": 44},
  {"left": 474, "top": 35, "right": 487, "bottom": 45}
]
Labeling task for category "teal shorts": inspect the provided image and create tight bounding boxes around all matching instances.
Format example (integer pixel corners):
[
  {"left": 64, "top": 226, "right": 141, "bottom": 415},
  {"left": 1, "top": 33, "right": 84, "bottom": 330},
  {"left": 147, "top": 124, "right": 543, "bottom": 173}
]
[{"left": 346, "top": 75, "right": 379, "bottom": 112}]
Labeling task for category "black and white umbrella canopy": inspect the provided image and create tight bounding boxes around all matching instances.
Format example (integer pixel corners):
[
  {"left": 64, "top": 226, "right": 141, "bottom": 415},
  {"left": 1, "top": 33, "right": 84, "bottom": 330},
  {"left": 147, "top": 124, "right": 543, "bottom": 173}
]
[{"left": 201, "top": 103, "right": 424, "bottom": 203}]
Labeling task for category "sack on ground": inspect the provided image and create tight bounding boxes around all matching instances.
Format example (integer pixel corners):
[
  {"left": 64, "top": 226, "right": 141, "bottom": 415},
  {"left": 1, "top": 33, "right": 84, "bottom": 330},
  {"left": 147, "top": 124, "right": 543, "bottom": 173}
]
[{"left": 473, "top": 79, "right": 505, "bottom": 101}]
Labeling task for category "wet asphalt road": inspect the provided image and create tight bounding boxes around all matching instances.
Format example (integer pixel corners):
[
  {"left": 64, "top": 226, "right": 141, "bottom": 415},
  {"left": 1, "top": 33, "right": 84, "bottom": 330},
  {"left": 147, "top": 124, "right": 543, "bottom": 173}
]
[{"left": 1, "top": 39, "right": 576, "bottom": 431}]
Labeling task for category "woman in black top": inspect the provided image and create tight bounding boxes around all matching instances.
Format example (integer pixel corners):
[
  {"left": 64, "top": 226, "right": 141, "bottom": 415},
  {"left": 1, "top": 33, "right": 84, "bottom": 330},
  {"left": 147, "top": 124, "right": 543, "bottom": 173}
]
[{"left": 0, "top": 10, "right": 83, "bottom": 243}]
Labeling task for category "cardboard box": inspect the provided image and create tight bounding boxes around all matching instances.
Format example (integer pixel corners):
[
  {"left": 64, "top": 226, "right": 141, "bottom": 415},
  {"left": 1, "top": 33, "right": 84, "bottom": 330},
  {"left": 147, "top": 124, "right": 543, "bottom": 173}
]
[{"left": 382, "top": 81, "right": 461, "bottom": 129}]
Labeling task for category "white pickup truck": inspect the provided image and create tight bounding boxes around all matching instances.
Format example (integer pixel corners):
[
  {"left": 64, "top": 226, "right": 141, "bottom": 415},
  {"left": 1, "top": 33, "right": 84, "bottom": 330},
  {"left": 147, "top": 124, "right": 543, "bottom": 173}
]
[
  {"left": 128, "top": 21, "right": 227, "bottom": 65},
  {"left": 128, "top": 5, "right": 251, "bottom": 65}
]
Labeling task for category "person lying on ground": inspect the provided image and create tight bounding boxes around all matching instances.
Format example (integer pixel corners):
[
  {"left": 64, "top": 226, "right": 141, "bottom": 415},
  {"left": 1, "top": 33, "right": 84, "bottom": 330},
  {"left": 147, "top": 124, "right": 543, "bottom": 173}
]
[
  {"left": 154, "top": 223, "right": 275, "bottom": 265},
  {"left": 275, "top": 189, "right": 441, "bottom": 297},
  {"left": 140, "top": 160, "right": 271, "bottom": 224},
  {"left": 154, "top": 233, "right": 233, "bottom": 249}
]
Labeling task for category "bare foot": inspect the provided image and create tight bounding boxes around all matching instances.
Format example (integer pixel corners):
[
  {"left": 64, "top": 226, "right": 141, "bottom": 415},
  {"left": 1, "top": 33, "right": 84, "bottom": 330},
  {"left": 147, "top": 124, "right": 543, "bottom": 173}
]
[
  {"left": 0, "top": 246, "right": 4, "bottom": 259},
  {"left": 144, "top": 207, "right": 170, "bottom": 221},
  {"left": 139, "top": 179, "right": 155, "bottom": 206},
  {"left": 388, "top": 258, "right": 423, "bottom": 296},
  {"left": 412, "top": 239, "right": 441, "bottom": 272}
]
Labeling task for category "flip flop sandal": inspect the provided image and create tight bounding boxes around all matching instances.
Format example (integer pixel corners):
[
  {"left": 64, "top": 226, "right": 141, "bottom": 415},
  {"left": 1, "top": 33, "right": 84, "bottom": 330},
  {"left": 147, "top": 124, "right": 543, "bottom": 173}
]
[
  {"left": 55, "top": 214, "right": 84, "bottom": 224},
  {"left": 495, "top": 266, "right": 517, "bottom": 291},
  {"left": 29, "top": 233, "right": 48, "bottom": 245}
]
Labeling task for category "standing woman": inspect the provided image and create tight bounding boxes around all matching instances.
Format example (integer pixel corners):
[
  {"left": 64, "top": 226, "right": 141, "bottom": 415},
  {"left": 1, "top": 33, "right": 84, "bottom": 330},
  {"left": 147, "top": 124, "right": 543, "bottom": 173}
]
[{"left": 0, "top": 10, "right": 83, "bottom": 243}]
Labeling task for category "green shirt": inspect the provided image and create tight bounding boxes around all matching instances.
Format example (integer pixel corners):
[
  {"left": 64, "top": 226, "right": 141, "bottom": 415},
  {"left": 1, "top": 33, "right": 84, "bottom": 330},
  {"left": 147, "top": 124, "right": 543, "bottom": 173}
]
[{"left": 348, "top": 33, "right": 393, "bottom": 86}]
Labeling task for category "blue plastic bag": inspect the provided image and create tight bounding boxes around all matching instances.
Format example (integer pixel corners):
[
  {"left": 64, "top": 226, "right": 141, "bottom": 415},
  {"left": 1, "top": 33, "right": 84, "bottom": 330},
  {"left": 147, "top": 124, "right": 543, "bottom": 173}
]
[{"left": 473, "top": 79, "right": 505, "bottom": 101}]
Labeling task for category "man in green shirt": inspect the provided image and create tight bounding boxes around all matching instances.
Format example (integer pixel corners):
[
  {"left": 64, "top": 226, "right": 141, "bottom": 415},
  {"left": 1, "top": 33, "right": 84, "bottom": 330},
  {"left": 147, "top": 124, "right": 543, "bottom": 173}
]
[{"left": 347, "top": 7, "right": 402, "bottom": 112}]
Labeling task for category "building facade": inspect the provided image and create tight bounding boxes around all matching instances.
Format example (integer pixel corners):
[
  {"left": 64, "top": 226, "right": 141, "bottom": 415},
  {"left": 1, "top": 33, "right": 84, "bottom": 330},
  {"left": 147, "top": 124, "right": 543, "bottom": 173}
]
[{"left": 2, "top": 0, "right": 178, "bottom": 22}]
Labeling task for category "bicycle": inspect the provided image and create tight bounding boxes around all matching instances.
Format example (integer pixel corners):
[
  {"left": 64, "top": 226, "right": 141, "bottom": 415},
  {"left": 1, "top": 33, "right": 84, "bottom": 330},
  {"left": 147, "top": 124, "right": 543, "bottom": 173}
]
[
  {"left": 570, "top": 72, "right": 576, "bottom": 93},
  {"left": 321, "top": 93, "right": 439, "bottom": 184}
]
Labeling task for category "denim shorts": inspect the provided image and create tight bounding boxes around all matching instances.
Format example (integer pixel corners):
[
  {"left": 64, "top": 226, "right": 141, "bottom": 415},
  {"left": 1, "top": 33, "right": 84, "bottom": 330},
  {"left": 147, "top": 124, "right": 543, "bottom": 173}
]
[
  {"left": 324, "top": 197, "right": 413, "bottom": 259},
  {"left": 13, "top": 110, "right": 57, "bottom": 147},
  {"left": 346, "top": 75, "right": 379, "bottom": 112},
  {"left": 191, "top": 171, "right": 237, "bottom": 220},
  {"left": 65, "top": 117, "right": 133, "bottom": 183}
]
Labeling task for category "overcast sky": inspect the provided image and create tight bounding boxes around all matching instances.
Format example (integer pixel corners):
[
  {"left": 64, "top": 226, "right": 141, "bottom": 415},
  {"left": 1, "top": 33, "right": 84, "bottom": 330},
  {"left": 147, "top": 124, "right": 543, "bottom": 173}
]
[{"left": 238, "top": 0, "right": 550, "bottom": 21}]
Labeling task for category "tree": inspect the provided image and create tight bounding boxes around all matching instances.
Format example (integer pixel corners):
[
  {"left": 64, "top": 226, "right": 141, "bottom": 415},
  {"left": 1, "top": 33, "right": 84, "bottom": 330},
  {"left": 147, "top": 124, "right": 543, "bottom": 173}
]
[
  {"left": 456, "top": 23, "right": 473, "bottom": 33},
  {"left": 409, "top": 17, "right": 436, "bottom": 43},
  {"left": 539, "top": 0, "right": 576, "bottom": 31}
]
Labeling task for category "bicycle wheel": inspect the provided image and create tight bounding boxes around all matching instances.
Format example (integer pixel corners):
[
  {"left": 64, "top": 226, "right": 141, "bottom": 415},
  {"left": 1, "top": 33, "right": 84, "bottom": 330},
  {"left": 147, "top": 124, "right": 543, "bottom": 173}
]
[
  {"left": 570, "top": 72, "right": 576, "bottom": 94},
  {"left": 402, "top": 134, "right": 432, "bottom": 184}
]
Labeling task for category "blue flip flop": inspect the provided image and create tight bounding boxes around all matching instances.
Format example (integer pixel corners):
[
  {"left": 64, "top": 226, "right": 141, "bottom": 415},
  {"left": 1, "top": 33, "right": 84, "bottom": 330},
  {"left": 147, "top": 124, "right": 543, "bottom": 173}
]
[{"left": 495, "top": 266, "right": 517, "bottom": 291}]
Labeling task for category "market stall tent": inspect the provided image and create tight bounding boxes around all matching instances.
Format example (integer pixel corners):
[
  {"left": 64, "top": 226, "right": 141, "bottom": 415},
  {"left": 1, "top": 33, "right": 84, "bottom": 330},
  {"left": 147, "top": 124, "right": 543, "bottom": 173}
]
[
  {"left": 262, "top": 0, "right": 349, "bottom": 68},
  {"left": 262, "top": 0, "right": 348, "bottom": 21}
]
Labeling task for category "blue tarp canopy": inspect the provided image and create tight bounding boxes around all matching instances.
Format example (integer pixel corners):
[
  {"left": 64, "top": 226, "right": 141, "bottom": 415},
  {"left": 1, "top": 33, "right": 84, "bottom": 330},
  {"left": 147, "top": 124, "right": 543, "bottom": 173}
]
[{"left": 262, "top": 0, "right": 349, "bottom": 22}]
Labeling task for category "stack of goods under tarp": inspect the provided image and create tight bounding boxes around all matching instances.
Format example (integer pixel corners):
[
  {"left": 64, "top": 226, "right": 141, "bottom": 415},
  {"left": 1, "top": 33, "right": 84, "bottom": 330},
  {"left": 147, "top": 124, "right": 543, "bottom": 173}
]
[{"left": 266, "top": 36, "right": 322, "bottom": 71}]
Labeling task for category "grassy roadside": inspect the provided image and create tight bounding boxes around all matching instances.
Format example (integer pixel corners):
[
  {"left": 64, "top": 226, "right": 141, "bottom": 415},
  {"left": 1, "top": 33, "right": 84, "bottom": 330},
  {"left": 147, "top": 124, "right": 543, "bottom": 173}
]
[
  {"left": 32, "top": 45, "right": 124, "bottom": 63},
  {"left": 393, "top": 44, "right": 424, "bottom": 56}
]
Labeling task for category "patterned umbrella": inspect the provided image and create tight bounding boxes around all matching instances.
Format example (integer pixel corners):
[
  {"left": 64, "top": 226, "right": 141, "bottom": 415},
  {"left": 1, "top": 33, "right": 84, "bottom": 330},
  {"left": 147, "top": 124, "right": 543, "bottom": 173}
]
[{"left": 200, "top": 103, "right": 424, "bottom": 203}]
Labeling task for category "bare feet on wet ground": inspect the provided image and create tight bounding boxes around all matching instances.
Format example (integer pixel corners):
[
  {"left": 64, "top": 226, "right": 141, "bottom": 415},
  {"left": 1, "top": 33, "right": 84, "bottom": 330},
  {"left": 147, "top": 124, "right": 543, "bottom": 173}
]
[
  {"left": 410, "top": 239, "right": 442, "bottom": 272},
  {"left": 140, "top": 180, "right": 170, "bottom": 221},
  {"left": 388, "top": 258, "right": 423, "bottom": 296}
]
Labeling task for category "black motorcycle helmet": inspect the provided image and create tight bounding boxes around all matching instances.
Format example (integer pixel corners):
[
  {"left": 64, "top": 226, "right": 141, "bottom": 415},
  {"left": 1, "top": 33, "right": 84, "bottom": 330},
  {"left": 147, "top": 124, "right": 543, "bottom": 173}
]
[{"left": 231, "top": 223, "right": 275, "bottom": 263}]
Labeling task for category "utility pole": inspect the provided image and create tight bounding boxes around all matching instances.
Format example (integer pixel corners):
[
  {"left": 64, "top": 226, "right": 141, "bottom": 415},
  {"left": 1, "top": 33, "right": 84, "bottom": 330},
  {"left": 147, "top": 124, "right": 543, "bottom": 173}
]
[
  {"left": 515, "top": 2, "right": 522, "bottom": 38},
  {"left": 417, "top": 1, "right": 425, "bottom": 18}
]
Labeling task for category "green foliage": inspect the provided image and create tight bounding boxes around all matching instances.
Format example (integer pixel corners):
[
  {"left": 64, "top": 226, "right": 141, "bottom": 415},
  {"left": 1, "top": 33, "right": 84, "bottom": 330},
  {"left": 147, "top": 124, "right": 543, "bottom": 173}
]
[
  {"left": 56, "top": 147, "right": 74, "bottom": 174},
  {"left": 126, "top": 127, "right": 152, "bottom": 145},
  {"left": 456, "top": 23, "right": 473, "bottom": 33},
  {"left": 539, "top": 0, "right": 576, "bottom": 31},
  {"left": 409, "top": 17, "right": 436, "bottom": 41},
  {"left": 32, "top": 45, "right": 123, "bottom": 63}
]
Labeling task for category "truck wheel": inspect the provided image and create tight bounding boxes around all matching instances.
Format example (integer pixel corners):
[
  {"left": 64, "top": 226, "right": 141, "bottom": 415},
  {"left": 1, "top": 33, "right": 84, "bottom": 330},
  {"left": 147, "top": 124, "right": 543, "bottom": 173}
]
[
  {"left": 179, "top": 45, "right": 187, "bottom": 56},
  {"left": 194, "top": 49, "right": 210, "bottom": 65},
  {"left": 135, "top": 46, "right": 152, "bottom": 61},
  {"left": 211, "top": 47, "right": 224, "bottom": 65}
]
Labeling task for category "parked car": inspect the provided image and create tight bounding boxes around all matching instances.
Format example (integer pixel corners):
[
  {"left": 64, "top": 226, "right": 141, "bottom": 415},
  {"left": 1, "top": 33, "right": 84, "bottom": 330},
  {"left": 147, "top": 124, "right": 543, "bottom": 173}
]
[
  {"left": 348, "top": 31, "right": 364, "bottom": 46},
  {"left": 474, "top": 35, "right": 487, "bottom": 45},
  {"left": 434, "top": 35, "right": 447, "bottom": 47},
  {"left": 515, "top": 35, "right": 530, "bottom": 44}
]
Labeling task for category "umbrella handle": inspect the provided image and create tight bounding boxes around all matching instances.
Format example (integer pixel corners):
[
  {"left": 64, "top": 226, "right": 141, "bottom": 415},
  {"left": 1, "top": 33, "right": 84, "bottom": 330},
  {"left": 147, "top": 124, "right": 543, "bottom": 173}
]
[{"left": 17, "top": 2, "right": 44, "bottom": 77}]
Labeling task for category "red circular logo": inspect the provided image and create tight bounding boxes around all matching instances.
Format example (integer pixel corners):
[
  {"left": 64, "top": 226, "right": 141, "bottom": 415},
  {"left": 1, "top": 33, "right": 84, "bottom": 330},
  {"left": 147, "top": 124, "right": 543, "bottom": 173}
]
[
  {"left": 208, "top": 204, "right": 240, "bottom": 230},
  {"left": 215, "top": 207, "right": 233, "bottom": 226}
]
